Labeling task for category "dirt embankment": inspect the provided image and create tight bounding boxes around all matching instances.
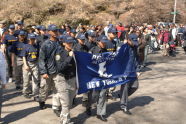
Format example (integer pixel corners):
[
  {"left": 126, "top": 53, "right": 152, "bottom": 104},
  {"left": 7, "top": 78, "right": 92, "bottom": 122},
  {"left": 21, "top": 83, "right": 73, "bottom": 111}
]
[{"left": 0, "top": 0, "right": 185, "bottom": 26}]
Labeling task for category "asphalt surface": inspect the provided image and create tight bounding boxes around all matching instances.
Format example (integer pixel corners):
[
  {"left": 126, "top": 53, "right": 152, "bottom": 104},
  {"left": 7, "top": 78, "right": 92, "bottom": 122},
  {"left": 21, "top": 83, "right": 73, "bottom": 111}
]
[{"left": 1, "top": 47, "right": 186, "bottom": 124}]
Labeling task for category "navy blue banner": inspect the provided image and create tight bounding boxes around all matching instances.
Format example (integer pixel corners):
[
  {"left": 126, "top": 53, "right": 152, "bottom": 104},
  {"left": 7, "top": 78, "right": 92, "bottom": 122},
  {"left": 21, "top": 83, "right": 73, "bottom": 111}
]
[{"left": 74, "top": 44, "right": 137, "bottom": 94}]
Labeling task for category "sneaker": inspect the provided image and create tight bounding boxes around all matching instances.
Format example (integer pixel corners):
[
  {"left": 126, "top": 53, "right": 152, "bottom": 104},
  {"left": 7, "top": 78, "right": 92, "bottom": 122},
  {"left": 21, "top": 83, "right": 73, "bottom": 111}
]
[
  {"left": 60, "top": 121, "right": 74, "bottom": 124},
  {"left": 16, "top": 86, "right": 22, "bottom": 90},
  {"left": 23, "top": 94, "right": 31, "bottom": 99},
  {"left": 72, "top": 98, "right": 76, "bottom": 105},
  {"left": 121, "top": 107, "right": 132, "bottom": 115},
  {"left": 39, "top": 102, "right": 46, "bottom": 110},
  {"left": 96, "top": 115, "right": 107, "bottom": 122},
  {"left": 34, "top": 96, "right": 40, "bottom": 102},
  {"left": 53, "top": 109, "right": 61, "bottom": 117},
  {"left": 137, "top": 72, "right": 141, "bottom": 77},
  {"left": 82, "top": 100, "right": 88, "bottom": 107},
  {"left": 86, "top": 108, "right": 91, "bottom": 116}
]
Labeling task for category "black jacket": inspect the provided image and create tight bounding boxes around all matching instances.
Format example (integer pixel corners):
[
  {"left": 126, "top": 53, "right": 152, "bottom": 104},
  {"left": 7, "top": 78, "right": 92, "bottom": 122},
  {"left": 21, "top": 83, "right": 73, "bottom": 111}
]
[
  {"left": 89, "top": 46, "right": 108, "bottom": 54},
  {"left": 85, "top": 40, "right": 97, "bottom": 51},
  {"left": 39, "top": 40, "right": 58, "bottom": 75},
  {"left": 73, "top": 43, "right": 89, "bottom": 52},
  {"left": 55, "top": 46, "right": 76, "bottom": 79}
]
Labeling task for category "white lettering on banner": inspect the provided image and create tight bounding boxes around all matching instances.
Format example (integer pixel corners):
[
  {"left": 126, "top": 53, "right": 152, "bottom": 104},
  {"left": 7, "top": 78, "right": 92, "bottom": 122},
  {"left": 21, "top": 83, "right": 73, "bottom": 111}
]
[
  {"left": 103, "top": 79, "right": 117, "bottom": 86},
  {"left": 92, "top": 55, "right": 102, "bottom": 60},
  {"left": 98, "top": 62, "right": 112, "bottom": 78},
  {"left": 118, "top": 77, "right": 123, "bottom": 82},
  {"left": 91, "top": 51, "right": 119, "bottom": 64},
  {"left": 86, "top": 77, "right": 127, "bottom": 90},
  {"left": 87, "top": 81, "right": 100, "bottom": 89}
]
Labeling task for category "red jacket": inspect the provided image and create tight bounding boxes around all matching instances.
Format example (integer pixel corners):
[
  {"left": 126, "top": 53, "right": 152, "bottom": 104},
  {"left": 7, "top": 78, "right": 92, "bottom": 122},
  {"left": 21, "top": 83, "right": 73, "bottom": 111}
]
[{"left": 116, "top": 26, "right": 125, "bottom": 38}]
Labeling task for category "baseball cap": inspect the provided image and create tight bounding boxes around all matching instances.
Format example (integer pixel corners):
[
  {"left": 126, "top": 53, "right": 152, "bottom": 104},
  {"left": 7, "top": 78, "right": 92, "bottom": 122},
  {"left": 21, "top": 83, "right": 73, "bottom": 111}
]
[
  {"left": 28, "top": 33, "right": 36, "bottom": 39},
  {"left": 88, "top": 32, "right": 96, "bottom": 37},
  {"left": 98, "top": 35, "right": 109, "bottom": 43},
  {"left": 48, "top": 24, "right": 58, "bottom": 31},
  {"left": 108, "top": 28, "right": 117, "bottom": 33},
  {"left": 78, "top": 34, "right": 86, "bottom": 40},
  {"left": 9, "top": 25, "right": 15, "bottom": 29},
  {"left": 35, "top": 25, "right": 42, "bottom": 30},
  {"left": 108, "top": 24, "right": 113, "bottom": 27},
  {"left": 17, "top": 21, "right": 23, "bottom": 25},
  {"left": 64, "top": 36, "right": 76, "bottom": 43},
  {"left": 41, "top": 25, "right": 46, "bottom": 31},
  {"left": 19, "top": 31, "right": 25, "bottom": 36}
]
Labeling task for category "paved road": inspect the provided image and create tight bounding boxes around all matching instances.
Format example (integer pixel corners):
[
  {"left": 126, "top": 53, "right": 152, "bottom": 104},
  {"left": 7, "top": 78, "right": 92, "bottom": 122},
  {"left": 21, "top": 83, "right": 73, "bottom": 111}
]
[{"left": 2, "top": 47, "right": 186, "bottom": 124}]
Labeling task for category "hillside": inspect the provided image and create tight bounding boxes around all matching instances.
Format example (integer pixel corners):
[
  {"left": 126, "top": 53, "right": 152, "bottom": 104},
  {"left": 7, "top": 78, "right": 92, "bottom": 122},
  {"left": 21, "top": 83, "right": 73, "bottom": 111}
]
[{"left": 0, "top": 0, "right": 186, "bottom": 26}]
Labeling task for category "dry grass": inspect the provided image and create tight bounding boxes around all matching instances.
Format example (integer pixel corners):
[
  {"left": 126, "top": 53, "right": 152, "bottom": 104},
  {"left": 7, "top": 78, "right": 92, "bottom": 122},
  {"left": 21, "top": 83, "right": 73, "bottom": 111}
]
[{"left": 0, "top": 0, "right": 185, "bottom": 26}]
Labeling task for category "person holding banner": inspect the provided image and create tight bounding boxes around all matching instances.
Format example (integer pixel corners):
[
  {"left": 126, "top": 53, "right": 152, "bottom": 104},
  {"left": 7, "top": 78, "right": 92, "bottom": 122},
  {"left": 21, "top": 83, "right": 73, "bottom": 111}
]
[
  {"left": 120, "top": 26, "right": 139, "bottom": 115},
  {"left": 73, "top": 34, "right": 89, "bottom": 107},
  {"left": 37, "top": 25, "right": 73, "bottom": 124},
  {"left": 86, "top": 35, "right": 109, "bottom": 122},
  {"left": 53, "top": 35, "right": 77, "bottom": 118},
  {"left": 106, "top": 27, "right": 119, "bottom": 100}
]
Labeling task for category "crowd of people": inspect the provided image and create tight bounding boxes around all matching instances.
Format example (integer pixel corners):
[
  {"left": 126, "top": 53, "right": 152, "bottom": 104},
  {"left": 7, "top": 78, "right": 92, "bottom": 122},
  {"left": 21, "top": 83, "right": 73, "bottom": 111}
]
[{"left": 0, "top": 19, "right": 186, "bottom": 124}]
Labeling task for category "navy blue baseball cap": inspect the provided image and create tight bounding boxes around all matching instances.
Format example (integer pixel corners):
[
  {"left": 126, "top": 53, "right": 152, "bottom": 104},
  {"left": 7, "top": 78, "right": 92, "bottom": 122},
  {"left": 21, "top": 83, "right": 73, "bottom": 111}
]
[
  {"left": 19, "top": 31, "right": 25, "bottom": 36},
  {"left": 108, "top": 24, "right": 113, "bottom": 27},
  {"left": 88, "top": 32, "right": 96, "bottom": 37},
  {"left": 9, "top": 25, "right": 15, "bottom": 29},
  {"left": 59, "top": 35, "right": 65, "bottom": 39},
  {"left": 108, "top": 28, "right": 117, "bottom": 33},
  {"left": 99, "top": 35, "right": 109, "bottom": 43},
  {"left": 35, "top": 25, "right": 42, "bottom": 30},
  {"left": 64, "top": 36, "right": 76, "bottom": 43},
  {"left": 41, "top": 25, "right": 46, "bottom": 31},
  {"left": 28, "top": 33, "right": 36, "bottom": 39},
  {"left": 48, "top": 24, "right": 58, "bottom": 31},
  {"left": 71, "top": 29, "right": 76, "bottom": 33},
  {"left": 78, "top": 34, "right": 86, "bottom": 40},
  {"left": 17, "top": 21, "right": 23, "bottom": 25}
]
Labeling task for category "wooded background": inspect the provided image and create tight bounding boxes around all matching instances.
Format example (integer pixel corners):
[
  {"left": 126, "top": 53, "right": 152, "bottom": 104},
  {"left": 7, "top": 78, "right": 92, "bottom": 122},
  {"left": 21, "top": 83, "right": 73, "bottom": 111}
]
[{"left": 0, "top": 0, "right": 185, "bottom": 26}]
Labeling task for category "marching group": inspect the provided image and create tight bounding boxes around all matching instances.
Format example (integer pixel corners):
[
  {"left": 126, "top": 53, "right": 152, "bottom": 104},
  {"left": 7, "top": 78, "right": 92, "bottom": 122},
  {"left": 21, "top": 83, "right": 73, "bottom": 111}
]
[{"left": 0, "top": 20, "right": 186, "bottom": 124}]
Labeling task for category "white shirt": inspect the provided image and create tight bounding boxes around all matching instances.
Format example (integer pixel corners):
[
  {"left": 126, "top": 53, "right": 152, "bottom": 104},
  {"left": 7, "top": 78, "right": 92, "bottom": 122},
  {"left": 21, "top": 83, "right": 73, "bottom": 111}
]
[{"left": 172, "top": 28, "right": 178, "bottom": 40}]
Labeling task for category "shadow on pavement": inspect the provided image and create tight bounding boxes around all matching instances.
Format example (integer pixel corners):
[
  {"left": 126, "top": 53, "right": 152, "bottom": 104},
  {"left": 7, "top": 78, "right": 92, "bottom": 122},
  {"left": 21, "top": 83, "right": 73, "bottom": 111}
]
[
  {"left": 146, "top": 62, "right": 156, "bottom": 66},
  {"left": 141, "top": 67, "right": 152, "bottom": 72},
  {"left": 72, "top": 96, "right": 82, "bottom": 108},
  {"left": 106, "top": 96, "right": 154, "bottom": 118},
  {"left": 72, "top": 96, "right": 154, "bottom": 124},
  {"left": 3, "top": 106, "right": 39, "bottom": 124},
  {"left": 3, "top": 91, "right": 22, "bottom": 102},
  {"left": 128, "top": 96, "right": 154, "bottom": 109},
  {"left": 3, "top": 100, "right": 34, "bottom": 107}
]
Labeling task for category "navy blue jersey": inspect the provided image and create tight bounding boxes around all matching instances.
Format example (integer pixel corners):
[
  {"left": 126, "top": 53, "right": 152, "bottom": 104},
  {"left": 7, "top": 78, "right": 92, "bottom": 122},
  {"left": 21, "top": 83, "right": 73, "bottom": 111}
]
[
  {"left": 11, "top": 41, "right": 26, "bottom": 57},
  {"left": 85, "top": 40, "right": 97, "bottom": 51},
  {"left": 106, "top": 40, "right": 117, "bottom": 52},
  {"left": 22, "top": 44, "right": 39, "bottom": 62},
  {"left": 2, "top": 34, "right": 17, "bottom": 51}
]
